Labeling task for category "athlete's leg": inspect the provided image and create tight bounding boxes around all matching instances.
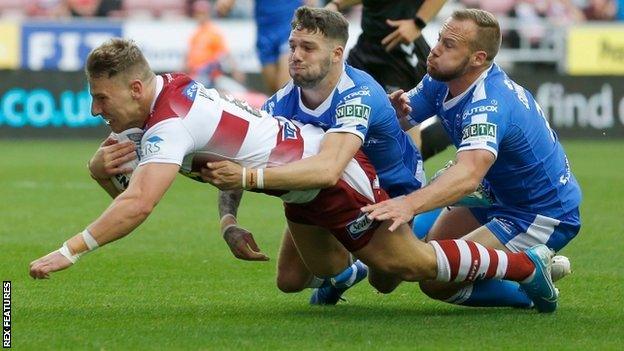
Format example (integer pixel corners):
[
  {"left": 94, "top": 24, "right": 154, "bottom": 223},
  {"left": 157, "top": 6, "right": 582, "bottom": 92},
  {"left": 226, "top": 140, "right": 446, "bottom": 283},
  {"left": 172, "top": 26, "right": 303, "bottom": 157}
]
[
  {"left": 352, "top": 220, "right": 550, "bottom": 297},
  {"left": 261, "top": 63, "right": 279, "bottom": 94},
  {"left": 286, "top": 220, "right": 352, "bottom": 277},
  {"left": 422, "top": 207, "right": 567, "bottom": 309},
  {"left": 426, "top": 206, "right": 482, "bottom": 241},
  {"left": 274, "top": 53, "right": 290, "bottom": 91},
  {"left": 275, "top": 226, "right": 316, "bottom": 293},
  {"left": 276, "top": 224, "right": 369, "bottom": 304},
  {"left": 353, "top": 221, "right": 438, "bottom": 293}
]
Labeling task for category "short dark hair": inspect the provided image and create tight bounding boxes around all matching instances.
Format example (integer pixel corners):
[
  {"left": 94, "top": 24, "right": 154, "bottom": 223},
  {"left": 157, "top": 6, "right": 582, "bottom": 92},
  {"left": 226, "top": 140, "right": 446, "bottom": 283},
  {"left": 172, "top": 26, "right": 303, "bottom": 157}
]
[
  {"left": 452, "top": 9, "right": 501, "bottom": 62},
  {"left": 85, "top": 38, "right": 152, "bottom": 80},
  {"left": 291, "top": 6, "right": 349, "bottom": 46}
]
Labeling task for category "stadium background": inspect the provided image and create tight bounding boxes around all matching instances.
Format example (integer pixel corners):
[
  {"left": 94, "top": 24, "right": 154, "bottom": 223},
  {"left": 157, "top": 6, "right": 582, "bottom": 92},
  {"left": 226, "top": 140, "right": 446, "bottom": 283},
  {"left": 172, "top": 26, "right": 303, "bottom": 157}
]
[{"left": 1, "top": 0, "right": 623, "bottom": 350}]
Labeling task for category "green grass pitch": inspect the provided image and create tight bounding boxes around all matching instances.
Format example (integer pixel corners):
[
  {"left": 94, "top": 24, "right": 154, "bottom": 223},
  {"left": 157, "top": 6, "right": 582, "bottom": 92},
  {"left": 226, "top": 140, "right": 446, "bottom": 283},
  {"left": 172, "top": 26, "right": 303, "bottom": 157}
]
[{"left": 1, "top": 139, "right": 622, "bottom": 350}]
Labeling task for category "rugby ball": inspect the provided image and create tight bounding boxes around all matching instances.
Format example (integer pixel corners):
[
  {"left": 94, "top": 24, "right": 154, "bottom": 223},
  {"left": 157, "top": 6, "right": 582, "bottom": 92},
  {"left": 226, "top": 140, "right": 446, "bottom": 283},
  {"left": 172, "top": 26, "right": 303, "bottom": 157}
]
[{"left": 110, "top": 128, "right": 143, "bottom": 191}]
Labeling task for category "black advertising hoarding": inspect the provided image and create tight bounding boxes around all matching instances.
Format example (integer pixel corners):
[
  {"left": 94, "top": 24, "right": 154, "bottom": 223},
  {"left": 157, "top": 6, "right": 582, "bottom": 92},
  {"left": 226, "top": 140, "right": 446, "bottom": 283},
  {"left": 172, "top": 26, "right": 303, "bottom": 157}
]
[
  {"left": 1, "top": 70, "right": 622, "bottom": 138},
  {"left": 0, "top": 70, "right": 108, "bottom": 138},
  {"left": 514, "top": 74, "right": 624, "bottom": 138}
]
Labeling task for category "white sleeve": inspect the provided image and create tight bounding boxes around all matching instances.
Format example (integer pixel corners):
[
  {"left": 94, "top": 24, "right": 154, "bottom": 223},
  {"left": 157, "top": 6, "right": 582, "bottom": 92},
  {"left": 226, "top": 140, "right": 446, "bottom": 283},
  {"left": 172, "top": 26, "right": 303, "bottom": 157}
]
[{"left": 139, "top": 119, "right": 195, "bottom": 166}]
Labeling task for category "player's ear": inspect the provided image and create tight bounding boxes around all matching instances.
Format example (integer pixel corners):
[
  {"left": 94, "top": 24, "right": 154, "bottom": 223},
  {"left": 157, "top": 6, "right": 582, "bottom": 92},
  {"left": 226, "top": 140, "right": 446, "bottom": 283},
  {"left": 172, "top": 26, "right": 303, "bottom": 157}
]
[
  {"left": 332, "top": 44, "right": 344, "bottom": 64},
  {"left": 129, "top": 79, "right": 143, "bottom": 99},
  {"left": 472, "top": 50, "right": 488, "bottom": 67}
]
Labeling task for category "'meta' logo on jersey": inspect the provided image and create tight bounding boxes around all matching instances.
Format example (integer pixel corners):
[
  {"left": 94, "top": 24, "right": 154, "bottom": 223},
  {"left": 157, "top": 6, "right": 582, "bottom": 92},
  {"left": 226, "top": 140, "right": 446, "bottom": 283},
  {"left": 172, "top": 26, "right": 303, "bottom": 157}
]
[
  {"left": 336, "top": 103, "right": 371, "bottom": 121},
  {"left": 346, "top": 213, "right": 374, "bottom": 239},
  {"left": 462, "top": 122, "right": 497, "bottom": 141}
]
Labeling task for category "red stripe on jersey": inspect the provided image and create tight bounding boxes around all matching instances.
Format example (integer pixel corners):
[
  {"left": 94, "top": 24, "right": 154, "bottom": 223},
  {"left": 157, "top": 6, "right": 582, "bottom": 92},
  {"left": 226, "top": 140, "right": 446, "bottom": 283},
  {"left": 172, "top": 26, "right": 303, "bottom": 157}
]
[
  {"left": 466, "top": 241, "right": 481, "bottom": 281},
  {"left": 485, "top": 248, "right": 499, "bottom": 278},
  {"left": 144, "top": 73, "right": 195, "bottom": 130},
  {"left": 204, "top": 111, "right": 250, "bottom": 158},
  {"left": 266, "top": 122, "right": 304, "bottom": 166}
]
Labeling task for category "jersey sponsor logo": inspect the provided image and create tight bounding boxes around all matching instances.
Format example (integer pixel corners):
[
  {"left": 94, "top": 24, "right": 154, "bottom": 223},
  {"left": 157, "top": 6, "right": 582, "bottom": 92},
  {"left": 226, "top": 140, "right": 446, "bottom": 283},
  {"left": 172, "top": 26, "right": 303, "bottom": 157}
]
[
  {"left": 342, "top": 88, "right": 371, "bottom": 101},
  {"left": 265, "top": 100, "right": 275, "bottom": 115},
  {"left": 346, "top": 213, "right": 374, "bottom": 240},
  {"left": 462, "top": 122, "right": 497, "bottom": 142},
  {"left": 462, "top": 104, "right": 498, "bottom": 119},
  {"left": 113, "top": 173, "right": 131, "bottom": 190},
  {"left": 282, "top": 120, "right": 298, "bottom": 140},
  {"left": 183, "top": 82, "right": 199, "bottom": 102},
  {"left": 513, "top": 82, "right": 530, "bottom": 109},
  {"left": 492, "top": 217, "right": 515, "bottom": 235},
  {"left": 560, "top": 156, "right": 571, "bottom": 185},
  {"left": 142, "top": 135, "right": 163, "bottom": 156},
  {"left": 407, "top": 81, "right": 424, "bottom": 98},
  {"left": 336, "top": 103, "right": 371, "bottom": 121}
]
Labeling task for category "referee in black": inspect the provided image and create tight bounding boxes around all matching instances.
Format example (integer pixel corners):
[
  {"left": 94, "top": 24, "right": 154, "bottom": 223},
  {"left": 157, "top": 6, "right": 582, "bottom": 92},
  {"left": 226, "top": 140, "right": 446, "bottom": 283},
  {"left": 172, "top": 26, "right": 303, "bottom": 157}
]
[{"left": 326, "top": 0, "right": 451, "bottom": 160}]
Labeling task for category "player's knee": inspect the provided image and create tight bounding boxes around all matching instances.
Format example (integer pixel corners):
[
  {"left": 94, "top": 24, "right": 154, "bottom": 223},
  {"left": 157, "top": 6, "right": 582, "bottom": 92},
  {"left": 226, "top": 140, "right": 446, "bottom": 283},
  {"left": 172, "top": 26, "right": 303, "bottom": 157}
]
[
  {"left": 419, "top": 281, "right": 453, "bottom": 301},
  {"left": 368, "top": 275, "right": 400, "bottom": 294},
  {"left": 275, "top": 273, "right": 307, "bottom": 293},
  {"left": 370, "top": 259, "right": 427, "bottom": 282},
  {"left": 381, "top": 252, "right": 437, "bottom": 282}
]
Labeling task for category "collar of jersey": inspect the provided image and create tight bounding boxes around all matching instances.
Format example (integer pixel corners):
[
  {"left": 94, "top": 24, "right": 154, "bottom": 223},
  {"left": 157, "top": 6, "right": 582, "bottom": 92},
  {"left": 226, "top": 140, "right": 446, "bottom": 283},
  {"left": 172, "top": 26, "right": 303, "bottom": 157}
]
[
  {"left": 297, "top": 64, "right": 354, "bottom": 117},
  {"left": 150, "top": 75, "right": 165, "bottom": 114},
  {"left": 442, "top": 64, "right": 494, "bottom": 111}
]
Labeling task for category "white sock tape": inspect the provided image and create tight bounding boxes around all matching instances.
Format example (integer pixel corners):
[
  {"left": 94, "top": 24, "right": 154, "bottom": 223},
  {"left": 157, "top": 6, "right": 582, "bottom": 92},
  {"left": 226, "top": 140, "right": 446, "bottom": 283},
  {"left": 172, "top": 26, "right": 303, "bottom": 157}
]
[
  {"left": 256, "top": 168, "right": 264, "bottom": 189},
  {"left": 82, "top": 229, "right": 99, "bottom": 250}
]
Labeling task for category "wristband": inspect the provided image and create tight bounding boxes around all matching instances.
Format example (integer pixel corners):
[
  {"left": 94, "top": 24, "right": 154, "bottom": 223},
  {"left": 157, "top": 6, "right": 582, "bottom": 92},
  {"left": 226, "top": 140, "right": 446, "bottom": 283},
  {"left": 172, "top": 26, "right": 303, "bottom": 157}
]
[
  {"left": 247, "top": 169, "right": 256, "bottom": 189},
  {"left": 82, "top": 229, "right": 99, "bottom": 250},
  {"left": 220, "top": 214, "right": 238, "bottom": 236},
  {"left": 242, "top": 167, "right": 247, "bottom": 189},
  {"left": 256, "top": 168, "right": 264, "bottom": 189},
  {"left": 413, "top": 16, "right": 427, "bottom": 30},
  {"left": 58, "top": 242, "right": 81, "bottom": 264}
]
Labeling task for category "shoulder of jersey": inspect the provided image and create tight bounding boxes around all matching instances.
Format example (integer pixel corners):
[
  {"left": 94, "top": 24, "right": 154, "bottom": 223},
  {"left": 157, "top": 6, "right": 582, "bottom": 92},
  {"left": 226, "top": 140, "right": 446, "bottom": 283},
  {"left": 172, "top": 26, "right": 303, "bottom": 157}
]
[{"left": 145, "top": 73, "right": 199, "bottom": 130}]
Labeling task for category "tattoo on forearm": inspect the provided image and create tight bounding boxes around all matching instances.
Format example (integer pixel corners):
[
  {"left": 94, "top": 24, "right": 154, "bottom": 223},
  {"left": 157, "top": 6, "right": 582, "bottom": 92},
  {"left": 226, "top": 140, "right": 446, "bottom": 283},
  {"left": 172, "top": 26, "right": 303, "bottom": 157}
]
[{"left": 218, "top": 189, "right": 243, "bottom": 218}]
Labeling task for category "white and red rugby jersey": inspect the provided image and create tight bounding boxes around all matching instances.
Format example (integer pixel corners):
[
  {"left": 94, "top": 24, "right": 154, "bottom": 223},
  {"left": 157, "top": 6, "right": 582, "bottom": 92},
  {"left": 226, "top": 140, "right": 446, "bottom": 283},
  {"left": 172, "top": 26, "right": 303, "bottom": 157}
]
[{"left": 138, "top": 73, "right": 377, "bottom": 204}]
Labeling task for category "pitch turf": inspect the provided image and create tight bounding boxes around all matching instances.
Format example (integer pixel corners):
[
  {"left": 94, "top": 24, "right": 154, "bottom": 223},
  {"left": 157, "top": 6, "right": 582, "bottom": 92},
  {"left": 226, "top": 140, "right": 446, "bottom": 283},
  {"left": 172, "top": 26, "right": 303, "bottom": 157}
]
[{"left": 1, "top": 139, "right": 622, "bottom": 350}]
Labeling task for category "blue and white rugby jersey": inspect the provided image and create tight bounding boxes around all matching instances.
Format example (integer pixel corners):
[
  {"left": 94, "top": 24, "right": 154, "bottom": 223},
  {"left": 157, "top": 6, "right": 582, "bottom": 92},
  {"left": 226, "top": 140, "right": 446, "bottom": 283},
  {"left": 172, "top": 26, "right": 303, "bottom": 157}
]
[
  {"left": 263, "top": 64, "right": 424, "bottom": 197},
  {"left": 406, "top": 64, "right": 581, "bottom": 218}
]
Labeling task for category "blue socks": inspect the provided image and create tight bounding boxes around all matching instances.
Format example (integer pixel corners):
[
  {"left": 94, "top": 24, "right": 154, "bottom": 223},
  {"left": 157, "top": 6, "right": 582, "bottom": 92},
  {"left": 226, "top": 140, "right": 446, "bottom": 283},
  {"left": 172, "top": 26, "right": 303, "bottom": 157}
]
[
  {"left": 445, "top": 280, "right": 533, "bottom": 308},
  {"left": 412, "top": 207, "right": 443, "bottom": 239}
]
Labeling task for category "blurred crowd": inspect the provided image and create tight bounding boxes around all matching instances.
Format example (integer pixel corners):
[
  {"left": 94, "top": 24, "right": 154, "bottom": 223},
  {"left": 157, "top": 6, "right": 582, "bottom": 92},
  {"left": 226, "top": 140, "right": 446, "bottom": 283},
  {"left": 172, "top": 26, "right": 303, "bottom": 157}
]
[{"left": 0, "top": 0, "right": 622, "bottom": 21}]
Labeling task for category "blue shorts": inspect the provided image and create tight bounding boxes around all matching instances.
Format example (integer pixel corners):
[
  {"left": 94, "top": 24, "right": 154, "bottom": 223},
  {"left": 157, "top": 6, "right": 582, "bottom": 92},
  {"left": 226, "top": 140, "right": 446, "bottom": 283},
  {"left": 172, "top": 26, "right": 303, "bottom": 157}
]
[
  {"left": 256, "top": 23, "right": 291, "bottom": 65},
  {"left": 469, "top": 206, "right": 581, "bottom": 253}
]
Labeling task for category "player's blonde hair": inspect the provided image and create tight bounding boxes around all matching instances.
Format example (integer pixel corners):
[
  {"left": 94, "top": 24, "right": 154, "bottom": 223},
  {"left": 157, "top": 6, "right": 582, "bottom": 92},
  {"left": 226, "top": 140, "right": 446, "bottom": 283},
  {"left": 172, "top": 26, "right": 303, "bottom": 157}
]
[
  {"left": 452, "top": 9, "right": 501, "bottom": 63},
  {"left": 291, "top": 6, "right": 349, "bottom": 46},
  {"left": 85, "top": 38, "right": 153, "bottom": 80}
]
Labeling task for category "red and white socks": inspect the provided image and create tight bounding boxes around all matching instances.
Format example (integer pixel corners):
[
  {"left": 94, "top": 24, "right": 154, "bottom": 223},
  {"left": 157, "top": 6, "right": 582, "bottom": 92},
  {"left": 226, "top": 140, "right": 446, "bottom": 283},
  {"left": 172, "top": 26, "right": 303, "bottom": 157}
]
[{"left": 430, "top": 239, "right": 536, "bottom": 283}]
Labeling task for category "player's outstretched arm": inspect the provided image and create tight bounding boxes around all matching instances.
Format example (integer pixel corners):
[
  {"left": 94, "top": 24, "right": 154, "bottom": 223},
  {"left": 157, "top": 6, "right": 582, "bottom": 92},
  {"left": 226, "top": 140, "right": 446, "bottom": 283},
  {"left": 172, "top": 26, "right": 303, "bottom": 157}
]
[
  {"left": 88, "top": 136, "right": 137, "bottom": 198},
  {"left": 218, "top": 190, "right": 269, "bottom": 261},
  {"left": 29, "top": 163, "right": 179, "bottom": 279},
  {"left": 201, "top": 132, "right": 362, "bottom": 191},
  {"left": 363, "top": 149, "right": 494, "bottom": 231}
]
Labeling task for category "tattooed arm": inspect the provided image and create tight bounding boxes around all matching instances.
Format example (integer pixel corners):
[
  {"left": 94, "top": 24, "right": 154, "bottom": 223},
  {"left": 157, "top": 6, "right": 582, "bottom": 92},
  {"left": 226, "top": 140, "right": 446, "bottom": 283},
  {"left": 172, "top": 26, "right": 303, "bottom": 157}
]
[{"left": 218, "top": 190, "right": 269, "bottom": 261}]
